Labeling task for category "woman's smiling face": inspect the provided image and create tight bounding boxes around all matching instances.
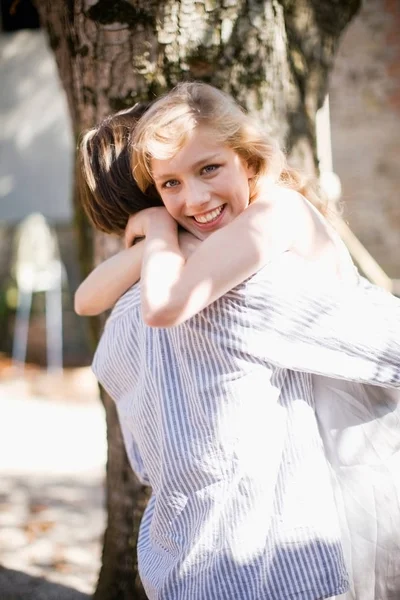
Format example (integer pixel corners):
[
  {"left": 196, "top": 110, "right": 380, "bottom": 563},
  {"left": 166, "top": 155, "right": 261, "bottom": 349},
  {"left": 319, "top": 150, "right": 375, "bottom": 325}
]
[{"left": 151, "top": 127, "right": 255, "bottom": 240}]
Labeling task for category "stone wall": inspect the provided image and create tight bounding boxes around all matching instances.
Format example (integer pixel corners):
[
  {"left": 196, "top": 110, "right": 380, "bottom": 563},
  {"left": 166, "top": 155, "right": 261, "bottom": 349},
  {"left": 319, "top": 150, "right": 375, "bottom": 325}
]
[{"left": 329, "top": 0, "right": 400, "bottom": 277}]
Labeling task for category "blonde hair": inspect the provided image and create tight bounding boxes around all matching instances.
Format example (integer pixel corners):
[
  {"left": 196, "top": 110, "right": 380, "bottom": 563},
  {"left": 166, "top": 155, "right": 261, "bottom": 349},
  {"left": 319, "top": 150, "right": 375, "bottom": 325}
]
[{"left": 131, "top": 82, "right": 326, "bottom": 215}]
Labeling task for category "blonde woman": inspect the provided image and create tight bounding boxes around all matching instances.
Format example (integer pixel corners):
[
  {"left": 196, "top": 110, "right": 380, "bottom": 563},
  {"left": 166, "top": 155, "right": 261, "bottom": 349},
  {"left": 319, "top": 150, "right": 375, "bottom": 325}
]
[{"left": 78, "top": 83, "right": 400, "bottom": 600}]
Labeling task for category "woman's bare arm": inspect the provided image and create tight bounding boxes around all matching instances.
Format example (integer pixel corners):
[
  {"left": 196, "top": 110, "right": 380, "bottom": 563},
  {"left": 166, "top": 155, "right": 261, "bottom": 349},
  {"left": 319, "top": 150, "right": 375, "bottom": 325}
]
[
  {"left": 135, "top": 190, "right": 299, "bottom": 328},
  {"left": 74, "top": 242, "right": 145, "bottom": 316},
  {"left": 74, "top": 229, "right": 201, "bottom": 316},
  {"left": 75, "top": 186, "right": 332, "bottom": 323}
]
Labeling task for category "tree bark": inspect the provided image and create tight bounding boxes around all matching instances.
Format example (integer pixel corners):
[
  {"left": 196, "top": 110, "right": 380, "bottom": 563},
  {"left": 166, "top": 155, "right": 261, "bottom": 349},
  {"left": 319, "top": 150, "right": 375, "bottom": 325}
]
[{"left": 34, "top": 1, "right": 361, "bottom": 598}]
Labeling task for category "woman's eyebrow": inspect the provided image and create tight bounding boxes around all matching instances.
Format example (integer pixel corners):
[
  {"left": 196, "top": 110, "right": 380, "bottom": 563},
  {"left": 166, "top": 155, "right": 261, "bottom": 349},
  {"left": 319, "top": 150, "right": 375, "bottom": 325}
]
[
  {"left": 191, "top": 153, "right": 220, "bottom": 169},
  {"left": 153, "top": 153, "right": 221, "bottom": 181}
]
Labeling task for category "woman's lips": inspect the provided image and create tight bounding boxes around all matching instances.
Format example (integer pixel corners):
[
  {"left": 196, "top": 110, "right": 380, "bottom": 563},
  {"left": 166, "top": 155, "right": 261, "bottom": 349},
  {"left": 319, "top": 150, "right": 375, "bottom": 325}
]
[{"left": 190, "top": 204, "right": 226, "bottom": 231}]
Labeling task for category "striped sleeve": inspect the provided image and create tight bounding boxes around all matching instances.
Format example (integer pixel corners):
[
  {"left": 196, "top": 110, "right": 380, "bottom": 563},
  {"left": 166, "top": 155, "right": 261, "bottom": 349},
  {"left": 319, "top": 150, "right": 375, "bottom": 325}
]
[{"left": 242, "top": 264, "right": 400, "bottom": 388}]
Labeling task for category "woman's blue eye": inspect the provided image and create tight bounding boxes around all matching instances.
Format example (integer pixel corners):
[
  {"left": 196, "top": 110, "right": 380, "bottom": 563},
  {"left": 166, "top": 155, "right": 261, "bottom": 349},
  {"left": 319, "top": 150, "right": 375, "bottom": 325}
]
[
  {"left": 202, "top": 164, "right": 219, "bottom": 174},
  {"left": 163, "top": 179, "right": 179, "bottom": 189}
]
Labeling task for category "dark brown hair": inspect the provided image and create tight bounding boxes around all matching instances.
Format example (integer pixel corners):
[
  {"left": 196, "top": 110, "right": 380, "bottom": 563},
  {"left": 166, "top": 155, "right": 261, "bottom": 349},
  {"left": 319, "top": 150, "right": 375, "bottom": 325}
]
[{"left": 78, "top": 104, "right": 163, "bottom": 235}]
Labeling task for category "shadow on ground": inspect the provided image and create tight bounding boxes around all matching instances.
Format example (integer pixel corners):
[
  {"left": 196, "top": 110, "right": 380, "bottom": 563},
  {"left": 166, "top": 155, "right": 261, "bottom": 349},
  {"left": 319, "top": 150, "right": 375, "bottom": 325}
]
[
  {"left": 0, "top": 474, "right": 105, "bottom": 595},
  {"left": 0, "top": 566, "right": 91, "bottom": 600}
]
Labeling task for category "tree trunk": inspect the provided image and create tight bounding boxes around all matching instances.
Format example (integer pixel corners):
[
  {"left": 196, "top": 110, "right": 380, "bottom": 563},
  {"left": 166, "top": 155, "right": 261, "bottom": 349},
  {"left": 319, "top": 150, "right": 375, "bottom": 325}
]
[{"left": 34, "top": 1, "right": 361, "bottom": 598}]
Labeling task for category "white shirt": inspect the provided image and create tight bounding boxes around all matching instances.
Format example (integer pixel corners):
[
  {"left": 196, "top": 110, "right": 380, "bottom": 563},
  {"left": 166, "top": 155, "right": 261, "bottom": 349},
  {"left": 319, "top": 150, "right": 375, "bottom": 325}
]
[{"left": 93, "top": 251, "right": 400, "bottom": 600}]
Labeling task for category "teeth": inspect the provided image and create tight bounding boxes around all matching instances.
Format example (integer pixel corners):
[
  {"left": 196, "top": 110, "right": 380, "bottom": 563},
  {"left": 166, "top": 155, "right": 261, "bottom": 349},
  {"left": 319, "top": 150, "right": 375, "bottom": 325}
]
[{"left": 194, "top": 206, "right": 223, "bottom": 224}]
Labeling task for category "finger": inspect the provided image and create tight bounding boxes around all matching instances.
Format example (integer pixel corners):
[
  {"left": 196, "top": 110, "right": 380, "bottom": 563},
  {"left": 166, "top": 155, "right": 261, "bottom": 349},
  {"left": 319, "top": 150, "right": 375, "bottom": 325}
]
[{"left": 124, "top": 229, "right": 132, "bottom": 249}]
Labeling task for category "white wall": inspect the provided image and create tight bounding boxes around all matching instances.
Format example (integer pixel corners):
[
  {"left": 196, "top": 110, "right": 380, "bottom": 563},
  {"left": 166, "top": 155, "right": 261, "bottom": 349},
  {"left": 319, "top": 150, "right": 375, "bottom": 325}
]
[{"left": 0, "top": 30, "right": 73, "bottom": 224}]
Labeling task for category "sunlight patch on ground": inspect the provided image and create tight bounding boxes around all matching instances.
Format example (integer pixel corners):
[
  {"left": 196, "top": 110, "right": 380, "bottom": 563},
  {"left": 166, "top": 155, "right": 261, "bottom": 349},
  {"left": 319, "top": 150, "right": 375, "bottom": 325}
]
[{"left": 0, "top": 366, "right": 107, "bottom": 594}]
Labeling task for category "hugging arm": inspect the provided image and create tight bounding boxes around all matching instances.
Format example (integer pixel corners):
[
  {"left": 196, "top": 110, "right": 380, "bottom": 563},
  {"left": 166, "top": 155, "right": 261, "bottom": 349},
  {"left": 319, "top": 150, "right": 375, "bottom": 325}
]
[
  {"left": 135, "top": 194, "right": 294, "bottom": 327},
  {"left": 73, "top": 227, "right": 202, "bottom": 316},
  {"left": 251, "top": 265, "right": 400, "bottom": 388},
  {"left": 75, "top": 189, "right": 293, "bottom": 319},
  {"left": 74, "top": 242, "right": 145, "bottom": 316}
]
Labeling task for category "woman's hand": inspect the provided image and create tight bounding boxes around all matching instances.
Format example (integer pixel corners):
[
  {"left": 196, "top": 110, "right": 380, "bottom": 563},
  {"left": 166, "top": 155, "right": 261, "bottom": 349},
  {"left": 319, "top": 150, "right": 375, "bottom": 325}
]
[{"left": 124, "top": 207, "right": 175, "bottom": 249}]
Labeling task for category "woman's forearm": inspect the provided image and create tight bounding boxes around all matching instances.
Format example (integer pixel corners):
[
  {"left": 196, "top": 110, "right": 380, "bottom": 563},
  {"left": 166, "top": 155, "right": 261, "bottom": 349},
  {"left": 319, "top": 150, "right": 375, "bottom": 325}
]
[
  {"left": 141, "top": 197, "right": 292, "bottom": 327},
  {"left": 75, "top": 242, "right": 144, "bottom": 316},
  {"left": 140, "top": 218, "right": 186, "bottom": 325}
]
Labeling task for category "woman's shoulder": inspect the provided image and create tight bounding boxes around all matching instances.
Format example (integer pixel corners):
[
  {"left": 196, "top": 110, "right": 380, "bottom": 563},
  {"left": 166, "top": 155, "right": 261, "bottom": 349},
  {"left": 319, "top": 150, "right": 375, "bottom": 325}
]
[{"left": 277, "top": 189, "right": 358, "bottom": 285}]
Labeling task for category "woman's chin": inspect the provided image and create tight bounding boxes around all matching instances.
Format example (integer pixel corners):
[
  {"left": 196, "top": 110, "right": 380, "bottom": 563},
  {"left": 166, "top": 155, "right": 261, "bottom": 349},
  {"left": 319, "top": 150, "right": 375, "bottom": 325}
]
[{"left": 181, "top": 220, "right": 210, "bottom": 241}]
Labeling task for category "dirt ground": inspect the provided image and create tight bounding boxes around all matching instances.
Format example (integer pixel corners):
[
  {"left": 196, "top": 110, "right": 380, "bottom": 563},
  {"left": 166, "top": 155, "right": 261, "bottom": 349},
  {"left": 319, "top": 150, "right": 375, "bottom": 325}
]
[{"left": 0, "top": 357, "right": 106, "bottom": 599}]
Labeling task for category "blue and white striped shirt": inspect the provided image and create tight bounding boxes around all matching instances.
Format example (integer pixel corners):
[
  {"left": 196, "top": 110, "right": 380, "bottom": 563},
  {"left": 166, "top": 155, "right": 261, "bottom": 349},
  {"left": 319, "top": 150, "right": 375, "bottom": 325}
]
[{"left": 93, "top": 254, "right": 400, "bottom": 600}]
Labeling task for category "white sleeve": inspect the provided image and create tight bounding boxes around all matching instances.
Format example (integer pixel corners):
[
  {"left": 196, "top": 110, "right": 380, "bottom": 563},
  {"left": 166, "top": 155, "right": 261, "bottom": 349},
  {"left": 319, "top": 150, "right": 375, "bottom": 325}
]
[{"left": 241, "top": 261, "right": 400, "bottom": 388}]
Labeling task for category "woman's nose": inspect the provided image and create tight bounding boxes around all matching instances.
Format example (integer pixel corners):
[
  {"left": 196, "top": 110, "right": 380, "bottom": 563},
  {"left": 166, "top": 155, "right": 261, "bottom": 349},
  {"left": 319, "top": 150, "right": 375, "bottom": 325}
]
[{"left": 184, "top": 181, "right": 210, "bottom": 210}]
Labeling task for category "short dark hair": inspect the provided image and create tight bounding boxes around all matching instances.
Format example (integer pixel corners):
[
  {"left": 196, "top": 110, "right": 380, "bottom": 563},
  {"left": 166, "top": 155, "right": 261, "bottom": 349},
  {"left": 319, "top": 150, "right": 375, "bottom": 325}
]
[{"left": 77, "top": 103, "right": 163, "bottom": 235}]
